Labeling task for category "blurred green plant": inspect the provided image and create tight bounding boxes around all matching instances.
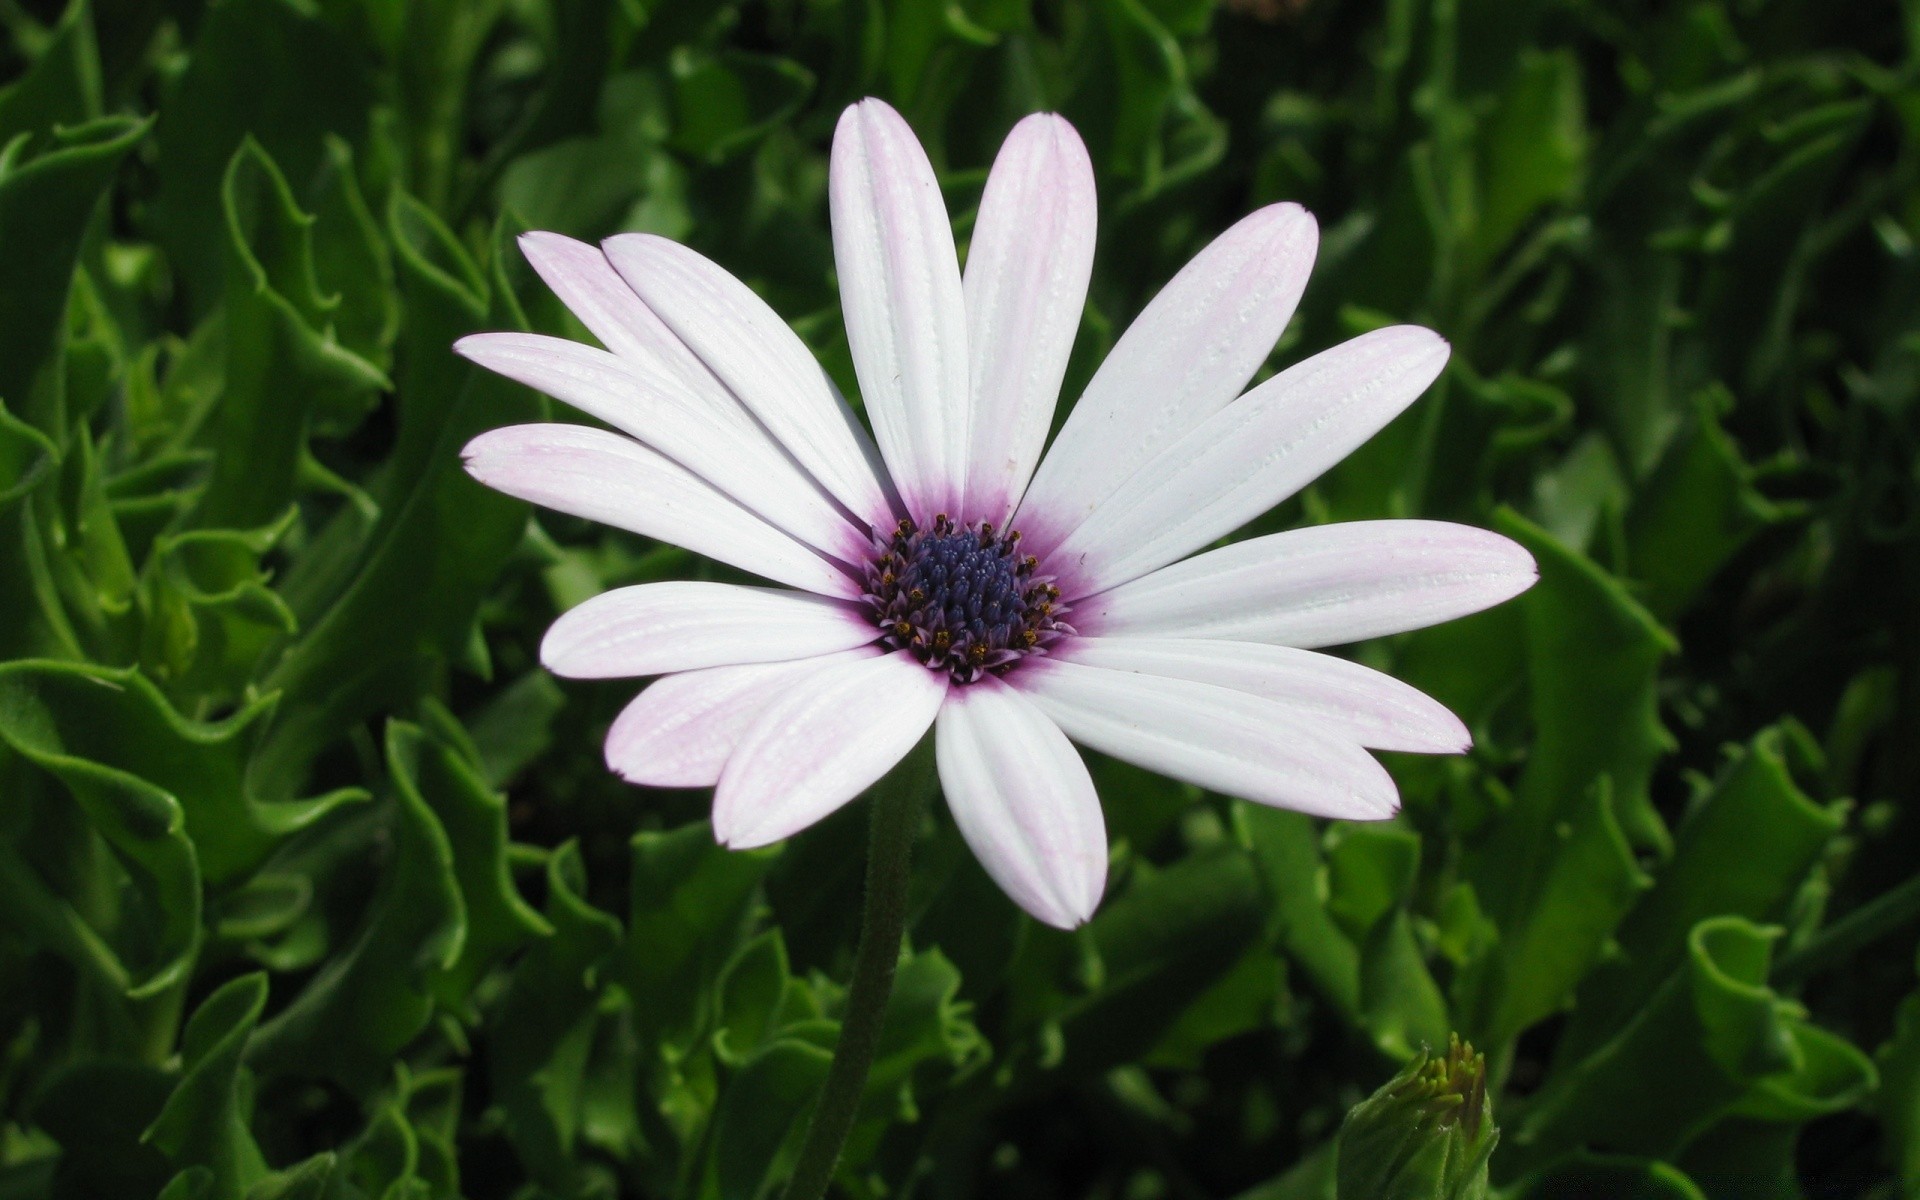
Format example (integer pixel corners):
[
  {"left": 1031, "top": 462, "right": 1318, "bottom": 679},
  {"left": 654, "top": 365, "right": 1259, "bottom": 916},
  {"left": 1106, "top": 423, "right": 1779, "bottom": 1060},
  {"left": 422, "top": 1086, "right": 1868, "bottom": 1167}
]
[{"left": 0, "top": 0, "right": 1915, "bottom": 1196}]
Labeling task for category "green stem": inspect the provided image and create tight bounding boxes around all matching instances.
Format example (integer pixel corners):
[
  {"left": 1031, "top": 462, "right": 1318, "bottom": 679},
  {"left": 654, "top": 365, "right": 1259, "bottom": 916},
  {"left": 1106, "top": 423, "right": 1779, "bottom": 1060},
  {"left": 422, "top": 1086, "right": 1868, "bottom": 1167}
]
[{"left": 780, "top": 738, "right": 934, "bottom": 1200}]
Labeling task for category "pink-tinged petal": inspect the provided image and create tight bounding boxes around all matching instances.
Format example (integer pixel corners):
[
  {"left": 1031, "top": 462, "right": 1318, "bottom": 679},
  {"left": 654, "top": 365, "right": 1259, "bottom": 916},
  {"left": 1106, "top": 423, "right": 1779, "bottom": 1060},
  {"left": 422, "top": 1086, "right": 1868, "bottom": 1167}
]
[
  {"left": 935, "top": 677, "right": 1106, "bottom": 928},
  {"left": 1058, "top": 637, "right": 1469, "bottom": 754},
  {"left": 714, "top": 650, "right": 947, "bottom": 848},
  {"left": 1012, "top": 658, "right": 1399, "bottom": 820},
  {"left": 455, "top": 334, "right": 867, "bottom": 563},
  {"left": 518, "top": 232, "right": 704, "bottom": 374},
  {"left": 605, "top": 649, "right": 881, "bottom": 787},
  {"left": 1016, "top": 203, "right": 1319, "bottom": 551},
  {"left": 462, "top": 424, "right": 858, "bottom": 597},
  {"left": 831, "top": 98, "right": 970, "bottom": 523},
  {"left": 521, "top": 234, "right": 872, "bottom": 550},
  {"left": 1052, "top": 326, "right": 1450, "bottom": 593},
  {"left": 539, "top": 581, "right": 877, "bottom": 679},
  {"left": 1077, "top": 520, "right": 1539, "bottom": 648},
  {"left": 963, "top": 113, "right": 1097, "bottom": 528},
  {"left": 601, "top": 233, "right": 896, "bottom": 526}
]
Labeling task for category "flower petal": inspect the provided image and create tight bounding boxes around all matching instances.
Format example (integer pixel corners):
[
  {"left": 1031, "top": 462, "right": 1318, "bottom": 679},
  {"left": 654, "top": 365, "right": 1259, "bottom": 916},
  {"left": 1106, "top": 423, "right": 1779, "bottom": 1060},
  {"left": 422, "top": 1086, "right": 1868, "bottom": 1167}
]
[
  {"left": 605, "top": 649, "right": 881, "bottom": 788},
  {"left": 602, "top": 232, "right": 895, "bottom": 526},
  {"left": 517, "top": 232, "right": 707, "bottom": 375},
  {"left": 1012, "top": 658, "right": 1399, "bottom": 819},
  {"left": 1052, "top": 326, "right": 1451, "bottom": 594},
  {"left": 1058, "top": 637, "right": 1469, "bottom": 753},
  {"left": 455, "top": 334, "right": 867, "bottom": 563},
  {"left": 714, "top": 650, "right": 947, "bottom": 848},
  {"left": 518, "top": 235, "right": 868, "bottom": 554},
  {"left": 539, "top": 581, "right": 877, "bottom": 679},
  {"left": 462, "top": 424, "right": 858, "bottom": 597},
  {"left": 962, "top": 112, "right": 1096, "bottom": 527},
  {"left": 831, "top": 98, "right": 970, "bottom": 523},
  {"left": 1016, "top": 203, "right": 1318, "bottom": 552},
  {"left": 1076, "top": 520, "right": 1539, "bottom": 648},
  {"left": 935, "top": 677, "right": 1106, "bottom": 929}
]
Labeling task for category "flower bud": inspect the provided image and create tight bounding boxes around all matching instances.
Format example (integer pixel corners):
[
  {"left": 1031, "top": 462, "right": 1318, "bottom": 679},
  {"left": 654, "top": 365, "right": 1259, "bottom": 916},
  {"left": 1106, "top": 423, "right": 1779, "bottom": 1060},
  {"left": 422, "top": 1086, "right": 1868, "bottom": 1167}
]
[{"left": 1336, "top": 1035, "right": 1497, "bottom": 1200}]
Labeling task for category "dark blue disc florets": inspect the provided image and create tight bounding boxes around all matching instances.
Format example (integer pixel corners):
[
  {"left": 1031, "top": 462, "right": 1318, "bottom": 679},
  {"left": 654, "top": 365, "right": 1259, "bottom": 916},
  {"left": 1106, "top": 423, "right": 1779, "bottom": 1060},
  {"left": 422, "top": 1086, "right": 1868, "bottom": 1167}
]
[{"left": 864, "top": 515, "right": 1070, "bottom": 684}]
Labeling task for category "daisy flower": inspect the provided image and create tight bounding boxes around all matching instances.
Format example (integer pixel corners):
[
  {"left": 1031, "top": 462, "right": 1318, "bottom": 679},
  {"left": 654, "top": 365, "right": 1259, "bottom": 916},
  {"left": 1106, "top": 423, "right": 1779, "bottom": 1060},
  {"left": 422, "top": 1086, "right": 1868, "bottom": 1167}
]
[{"left": 457, "top": 99, "right": 1536, "bottom": 930}]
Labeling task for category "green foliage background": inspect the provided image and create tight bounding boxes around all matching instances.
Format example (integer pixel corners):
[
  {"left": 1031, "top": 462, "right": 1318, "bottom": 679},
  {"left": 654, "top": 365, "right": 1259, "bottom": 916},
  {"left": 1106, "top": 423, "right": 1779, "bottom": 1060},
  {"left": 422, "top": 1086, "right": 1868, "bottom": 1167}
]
[{"left": 0, "top": 0, "right": 1916, "bottom": 1195}]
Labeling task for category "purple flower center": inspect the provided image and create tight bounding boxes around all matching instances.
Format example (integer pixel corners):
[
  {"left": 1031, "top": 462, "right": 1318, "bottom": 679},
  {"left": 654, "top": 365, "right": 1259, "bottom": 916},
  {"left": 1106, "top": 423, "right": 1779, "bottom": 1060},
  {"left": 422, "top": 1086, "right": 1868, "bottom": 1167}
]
[{"left": 863, "top": 515, "right": 1071, "bottom": 684}]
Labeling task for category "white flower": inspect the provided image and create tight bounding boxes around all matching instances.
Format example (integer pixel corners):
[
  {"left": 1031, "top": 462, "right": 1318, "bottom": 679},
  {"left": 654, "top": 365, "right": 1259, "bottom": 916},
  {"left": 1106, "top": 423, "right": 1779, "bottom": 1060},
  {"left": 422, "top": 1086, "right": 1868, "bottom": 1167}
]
[{"left": 457, "top": 99, "right": 1537, "bottom": 929}]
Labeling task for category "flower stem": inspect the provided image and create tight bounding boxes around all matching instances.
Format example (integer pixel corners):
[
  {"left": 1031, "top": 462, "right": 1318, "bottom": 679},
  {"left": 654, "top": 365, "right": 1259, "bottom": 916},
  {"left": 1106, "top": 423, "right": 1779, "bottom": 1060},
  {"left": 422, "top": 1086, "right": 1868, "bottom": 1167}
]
[{"left": 780, "top": 737, "right": 935, "bottom": 1200}]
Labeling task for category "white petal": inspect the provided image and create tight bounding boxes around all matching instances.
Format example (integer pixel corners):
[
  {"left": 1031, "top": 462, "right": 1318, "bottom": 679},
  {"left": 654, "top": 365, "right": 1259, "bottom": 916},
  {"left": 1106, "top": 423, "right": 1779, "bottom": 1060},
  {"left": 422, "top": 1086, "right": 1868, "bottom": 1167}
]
[
  {"left": 714, "top": 650, "right": 947, "bottom": 848},
  {"left": 455, "top": 334, "right": 867, "bottom": 563},
  {"left": 935, "top": 678, "right": 1106, "bottom": 928},
  {"left": 462, "top": 424, "right": 858, "bottom": 597},
  {"left": 963, "top": 113, "right": 1097, "bottom": 528},
  {"left": 601, "top": 233, "right": 896, "bottom": 526},
  {"left": 517, "top": 232, "right": 708, "bottom": 375},
  {"left": 1077, "top": 520, "right": 1539, "bottom": 648},
  {"left": 1016, "top": 203, "right": 1319, "bottom": 552},
  {"left": 520, "top": 234, "right": 866, "bottom": 552},
  {"left": 831, "top": 99, "right": 970, "bottom": 523},
  {"left": 1012, "top": 659, "right": 1398, "bottom": 820},
  {"left": 605, "top": 650, "right": 880, "bottom": 787},
  {"left": 539, "top": 581, "right": 877, "bottom": 679},
  {"left": 1058, "top": 637, "right": 1469, "bottom": 754},
  {"left": 1051, "top": 326, "right": 1450, "bottom": 594}
]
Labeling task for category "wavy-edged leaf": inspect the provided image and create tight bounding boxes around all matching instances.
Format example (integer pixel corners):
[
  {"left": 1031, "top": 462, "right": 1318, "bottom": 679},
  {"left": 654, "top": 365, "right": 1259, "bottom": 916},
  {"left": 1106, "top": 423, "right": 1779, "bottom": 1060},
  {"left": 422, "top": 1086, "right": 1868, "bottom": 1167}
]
[
  {"left": 144, "top": 973, "right": 271, "bottom": 1198},
  {"left": 252, "top": 204, "right": 543, "bottom": 792},
  {"left": 247, "top": 722, "right": 464, "bottom": 1094},
  {"left": 0, "top": 114, "right": 146, "bottom": 433},
  {"left": 193, "top": 140, "right": 388, "bottom": 530}
]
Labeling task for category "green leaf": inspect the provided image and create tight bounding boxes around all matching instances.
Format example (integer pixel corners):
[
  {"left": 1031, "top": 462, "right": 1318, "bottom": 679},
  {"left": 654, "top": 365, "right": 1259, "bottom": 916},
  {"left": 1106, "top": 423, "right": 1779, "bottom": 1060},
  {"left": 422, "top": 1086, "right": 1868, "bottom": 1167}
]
[
  {"left": 1238, "top": 805, "right": 1362, "bottom": 1021},
  {"left": 392, "top": 0, "right": 508, "bottom": 213},
  {"left": 1015, "top": 843, "right": 1270, "bottom": 1077},
  {"left": 410, "top": 703, "right": 553, "bottom": 1013},
  {"left": 0, "top": 115, "right": 147, "bottom": 434},
  {"left": 138, "top": 510, "right": 304, "bottom": 708},
  {"left": 1874, "top": 971, "right": 1920, "bottom": 1194},
  {"left": 1559, "top": 725, "right": 1845, "bottom": 1066},
  {"left": 668, "top": 49, "right": 815, "bottom": 165},
  {"left": 0, "top": 660, "right": 203, "bottom": 996},
  {"left": 153, "top": 0, "right": 373, "bottom": 313},
  {"left": 0, "top": 660, "right": 359, "bottom": 888},
  {"left": 0, "top": 0, "right": 104, "bottom": 149},
  {"left": 251, "top": 204, "right": 542, "bottom": 792},
  {"left": 0, "top": 400, "right": 58, "bottom": 518},
  {"left": 1697, "top": 100, "right": 1870, "bottom": 391},
  {"left": 1469, "top": 48, "right": 1585, "bottom": 275},
  {"left": 867, "top": 946, "right": 987, "bottom": 1102},
  {"left": 307, "top": 134, "right": 399, "bottom": 373},
  {"left": 32, "top": 423, "right": 136, "bottom": 659},
  {"left": 193, "top": 140, "right": 388, "bottom": 530},
  {"left": 701, "top": 1037, "right": 832, "bottom": 1200},
  {"left": 715, "top": 929, "right": 803, "bottom": 1066},
  {"left": 460, "top": 669, "right": 566, "bottom": 788},
  {"left": 144, "top": 974, "right": 271, "bottom": 1198},
  {"left": 242, "top": 1154, "right": 340, "bottom": 1200},
  {"left": 29, "top": 1060, "right": 175, "bottom": 1197},
  {"left": 1463, "top": 509, "right": 1673, "bottom": 1045},
  {"left": 491, "top": 842, "right": 625, "bottom": 1189},
  {"left": 1509, "top": 1153, "right": 1707, "bottom": 1200},
  {"left": 1621, "top": 392, "right": 1792, "bottom": 619},
  {"left": 247, "top": 722, "right": 465, "bottom": 1094},
  {"left": 620, "top": 823, "right": 780, "bottom": 1061},
  {"left": 1508, "top": 917, "right": 1871, "bottom": 1175}
]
